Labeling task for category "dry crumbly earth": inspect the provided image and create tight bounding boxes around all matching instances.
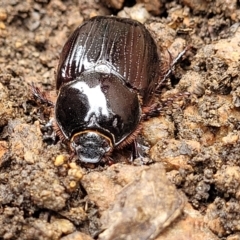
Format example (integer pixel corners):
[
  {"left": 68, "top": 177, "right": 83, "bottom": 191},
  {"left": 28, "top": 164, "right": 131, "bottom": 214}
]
[{"left": 1, "top": 0, "right": 240, "bottom": 239}]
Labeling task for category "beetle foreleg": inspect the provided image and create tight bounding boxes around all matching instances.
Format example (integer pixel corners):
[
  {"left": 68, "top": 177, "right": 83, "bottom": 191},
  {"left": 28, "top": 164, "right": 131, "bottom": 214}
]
[
  {"left": 156, "top": 46, "right": 190, "bottom": 91},
  {"left": 142, "top": 103, "right": 164, "bottom": 119},
  {"left": 129, "top": 137, "right": 153, "bottom": 165},
  {"left": 31, "top": 82, "right": 55, "bottom": 107},
  {"left": 41, "top": 118, "right": 59, "bottom": 144}
]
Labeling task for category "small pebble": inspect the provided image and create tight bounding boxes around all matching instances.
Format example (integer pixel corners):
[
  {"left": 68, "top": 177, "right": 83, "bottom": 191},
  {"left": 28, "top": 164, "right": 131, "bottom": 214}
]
[
  {"left": 222, "top": 133, "right": 239, "bottom": 145},
  {"left": 69, "top": 181, "right": 77, "bottom": 189},
  {"left": 54, "top": 155, "right": 67, "bottom": 166},
  {"left": 52, "top": 218, "right": 75, "bottom": 235},
  {"left": 15, "top": 41, "right": 24, "bottom": 49},
  {"left": 0, "top": 22, "right": 5, "bottom": 29},
  {"left": 0, "top": 8, "right": 7, "bottom": 21},
  {"left": 68, "top": 168, "right": 83, "bottom": 181},
  {"left": 69, "top": 162, "right": 78, "bottom": 169}
]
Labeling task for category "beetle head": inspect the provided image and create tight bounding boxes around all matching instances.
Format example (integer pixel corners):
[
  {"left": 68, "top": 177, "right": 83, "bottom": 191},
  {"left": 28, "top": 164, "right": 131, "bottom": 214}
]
[{"left": 71, "top": 131, "right": 112, "bottom": 163}]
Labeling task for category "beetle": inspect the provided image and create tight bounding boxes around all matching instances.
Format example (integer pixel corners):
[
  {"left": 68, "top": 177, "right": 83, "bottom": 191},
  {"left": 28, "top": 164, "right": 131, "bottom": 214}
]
[{"left": 52, "top": 16, "right": 162, "bottom": 164}]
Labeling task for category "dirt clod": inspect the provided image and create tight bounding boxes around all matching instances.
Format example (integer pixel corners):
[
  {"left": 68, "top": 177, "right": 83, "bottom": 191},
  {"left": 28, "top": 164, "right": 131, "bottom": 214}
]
[{"left": 99, "top": 164, "right": 184, "bottom": 240}]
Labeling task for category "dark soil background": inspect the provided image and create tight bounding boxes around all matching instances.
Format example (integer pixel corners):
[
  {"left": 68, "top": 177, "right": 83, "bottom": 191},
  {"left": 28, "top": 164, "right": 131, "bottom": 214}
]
[{"left": 1, "top": 0, "right": 240, "bottom": 239}]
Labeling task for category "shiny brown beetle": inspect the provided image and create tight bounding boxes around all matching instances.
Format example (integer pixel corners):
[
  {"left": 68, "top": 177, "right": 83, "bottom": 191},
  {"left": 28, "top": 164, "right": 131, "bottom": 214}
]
[
  {"left": 32, "top": 16, "right": 188, "bottom": 163},
  {"left": 53, "top": 16, "right": 162, "bottom": 163}
]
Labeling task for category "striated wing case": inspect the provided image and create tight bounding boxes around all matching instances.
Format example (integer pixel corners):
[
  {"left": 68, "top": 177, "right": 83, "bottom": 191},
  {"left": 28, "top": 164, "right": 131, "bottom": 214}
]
[{"left": 56, "top": 16, "right": 160, "bottom": 104}]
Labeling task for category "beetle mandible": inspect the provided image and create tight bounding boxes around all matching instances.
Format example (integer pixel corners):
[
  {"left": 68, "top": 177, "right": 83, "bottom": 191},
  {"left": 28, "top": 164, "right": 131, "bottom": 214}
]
[{"left": 54, "top": 16, "right": 161, "bottom": 163}]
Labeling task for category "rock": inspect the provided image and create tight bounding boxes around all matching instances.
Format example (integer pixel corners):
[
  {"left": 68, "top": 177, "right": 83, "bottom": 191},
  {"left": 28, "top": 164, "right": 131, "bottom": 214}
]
[
  {"left": 7, "top": 119, "right": 69, "bottom": 211},
  {"left": 81, "top": 164, "right": 149, "bottom": 211},
  {"left": 214, "top": 165, "right": 240, "bottom": 199},
  {"left": 59, "top": 207, "right": 87, "bottom": 225},
  {"left": 227, "top": 233, "right": 240, "bottom": 240},
  {"left": 150, "top": 139, "right": 198, "bottom": 171},
  {"left": 204, "top": 200, "right": 227, "bottom": 237},
  {"left": 222, "top": 132, "right": 239, "bottom": 145},
  {"left": 101, "top": 0, "right": 124, "bottom": 10},
  {"left": 0, "top": 83, "right": 13, "bottom": 127},
  {"left": 8, "top": 120, "right": 43, "bottom": 161},
  {"left": 0, "top": 141, "right": 8, "bottom": 164},
  {"left": 99, "top": 164, "right": 185, "bottom": 240},
  {"left": 136, "top": 0, "right": 164, "bottom": 15},
  {"left": 30, "top": 218, "right": 75, "bottom": 239},
  {"left": 54, "top": 154, "right": 67, "bottom": 166},
  {"left": 60, "top": 231, "right": 93, "bottom": 240},
  {"left": 0, "top": 8, "right": 7, "bottom": 21},
  {"left": 118, "top": 4, "right": 150, "bottom": 23},
  {"left": 142, "top": 116, "right": 174, "bottom": 146},
  {"left": 51, "top": 218, "right": 75, "bottom": 235},
  {"left": 156, "top": 203, "right": 219, "bottom": 240}
]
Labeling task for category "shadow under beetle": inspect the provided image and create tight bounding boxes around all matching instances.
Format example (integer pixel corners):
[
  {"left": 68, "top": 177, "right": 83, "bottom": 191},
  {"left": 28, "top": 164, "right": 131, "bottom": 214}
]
[{"left": 34, "top": 16, "right": 188, "bottom": 164}]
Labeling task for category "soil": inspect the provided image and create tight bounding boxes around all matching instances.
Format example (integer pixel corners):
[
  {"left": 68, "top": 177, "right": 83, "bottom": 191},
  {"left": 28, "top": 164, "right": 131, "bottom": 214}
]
[{"left": 1, "top": 0, "right": 240, "bottom": 239}]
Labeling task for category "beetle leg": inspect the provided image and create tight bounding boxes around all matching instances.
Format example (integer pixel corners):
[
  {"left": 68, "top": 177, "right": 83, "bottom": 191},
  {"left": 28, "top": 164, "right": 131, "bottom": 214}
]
[
  {"left": 52, "top": 120, "right": 68, "bottom": 143},
  {"left": 31, "top": 82, "right": 54, "bottom": 107},
  {"left": 41, "top": 118, "right": 59, "bottom": 144},
  {"left": 132, "top": 136, "right": 148, "bottom": 158},
  {"left": 129, "top": 137, "right": 153, "bottom": 165},
  {"left": 142, "top": 103, "right": 162, "bottom": 120},
  {"left": 156, "top": 46, "right": 190, "bottom": 91},
  {"left": 69, "top": 150, "right": 76, "bottom": 161},
  {"left": 105, "top": 155, "right": 115, "bottom": 166}
]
